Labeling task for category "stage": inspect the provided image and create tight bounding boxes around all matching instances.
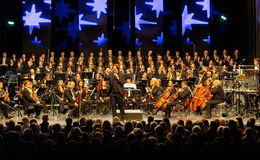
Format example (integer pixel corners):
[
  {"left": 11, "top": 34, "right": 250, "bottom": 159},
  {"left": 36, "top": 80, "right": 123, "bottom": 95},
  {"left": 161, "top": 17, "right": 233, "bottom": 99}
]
[{"left": 1, "top": 109, "right": 259, "bottom": 126}]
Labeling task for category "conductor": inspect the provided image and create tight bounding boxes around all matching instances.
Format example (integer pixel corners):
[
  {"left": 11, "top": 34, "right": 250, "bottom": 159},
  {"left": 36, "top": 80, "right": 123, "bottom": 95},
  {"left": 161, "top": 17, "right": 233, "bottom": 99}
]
[{"left": 106, "top": 64, "right": 125, "bottom": 119}]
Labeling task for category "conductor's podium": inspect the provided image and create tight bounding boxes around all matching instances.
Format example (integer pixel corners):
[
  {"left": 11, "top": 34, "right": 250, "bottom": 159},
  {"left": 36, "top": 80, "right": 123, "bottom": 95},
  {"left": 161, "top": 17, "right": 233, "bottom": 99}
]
[{"left": 116, "top": 109, "right": 144, "bottom": 121}]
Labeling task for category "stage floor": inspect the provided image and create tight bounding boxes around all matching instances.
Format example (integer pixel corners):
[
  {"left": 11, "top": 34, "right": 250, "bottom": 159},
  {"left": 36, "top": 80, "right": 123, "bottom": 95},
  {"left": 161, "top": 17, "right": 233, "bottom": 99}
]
[{"left": 0, "top": 109, "right": 259, "bottom": 126}]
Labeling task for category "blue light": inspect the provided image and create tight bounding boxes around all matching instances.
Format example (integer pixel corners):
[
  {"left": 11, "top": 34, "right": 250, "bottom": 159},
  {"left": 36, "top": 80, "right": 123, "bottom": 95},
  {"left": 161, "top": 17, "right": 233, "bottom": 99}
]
[
  {"left": 31, "top": 36, "right": 42, "bottom": 45},
  {"left": 135, "top": 7, "right": 157, "bottom": 31},
  {"left": 196, "top": 0, "right": 210, "bottom": 18},
  {"left": 93, "top": 33, "right": 107, "bottom": 46},
  {"left": 169, "top": 20, "right": 177, "bottom": 36},
  {"left": 79, "top": 14, "right": 97, "bottom": 31},
  {"left": 186, "top": 37, "right": 193, "bottom": 45},
  {"left": 54, "top": 0, "right": 75, "bottom": 23},
  {"left": 152, "top": 32, "right": 163, "bottom": 45},
  {"left": 65, "top": 16, "right": 79, "bottom": 42},
  {"left": 182, "top": 5, "right": 208, "bottom": 36},
  {"left": 86, "top": 0, "right": 107, "bottom": 19},
  {"left": 23, "top": 4, "right": 51, "bottom": 35},
  {"left": 203, "top": 35, "right": 211, "bottom": 44},
  {"left": 145, "top": 0, "right": 164, "bottom": 18},
  {"left": 118, "top": 21, "right": 131, "bottom": 44},
  {"left": 44, "top": 0, "right": 51, "bottom": 6},
  {"left": 135, "top": 38, "right": 142, "bottom": 46}
]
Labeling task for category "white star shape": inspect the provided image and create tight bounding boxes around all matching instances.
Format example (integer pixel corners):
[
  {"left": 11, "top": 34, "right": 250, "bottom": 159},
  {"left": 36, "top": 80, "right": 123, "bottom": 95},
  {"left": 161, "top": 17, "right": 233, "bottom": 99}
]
[
  {"left": 86, "top": 0, "right": 107, "bottom": 19},
  {"left": 23, "top": 4, "right": 51, "bottom": 35},
  {"left": 196, "top": 0, "right": 210, "bottom": 18},
  {"left": 79, "top": 14, "right": 97, "bottom": 31},
  {"left": 145, "top": 0, "right": 163, "bottom": 18},
  {"left": 182, "top": 5, "right": 208, "bottom": 35},
  {"left": 135, "top": 7, "right": 157, "bottom": 31}
]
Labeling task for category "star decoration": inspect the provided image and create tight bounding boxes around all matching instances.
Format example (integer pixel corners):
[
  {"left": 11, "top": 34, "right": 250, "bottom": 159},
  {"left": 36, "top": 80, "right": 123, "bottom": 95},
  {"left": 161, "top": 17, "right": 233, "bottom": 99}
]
[
  {"left": 203, "top": 35, "right": 211, "bottom": 44},
  {"left": 31, "top": 36, "right": 42, "bottom": 45},
  {"left": 79, "top": 14, "right": 97, "bottom": 31},
  {"left": 23, "top": 4, "right": 51, "bottom": 35},
  {"left": 152, "top": 32, "right": 164, "bottom": 45},
  {"left": 57, "top": 40, "right": 68, "bottom": 49},
  {"left": 169, "top": 20, "right": 177, "bottom": 36},
  {"left": 65, "top": 16, "right": 79, "bottom": 42},
  {"left": 86, "top": 0, "right": 107, "bottom": 19},
  {"left": 186, "top": 37, "right": 193, "bottom": 45},
  {"left": 145, "top": 0, "right": 163, "bottom": 18},
  {"left": 135, "top": 7, "right": 157, "bottom": 31},
  {"left": 118, "top": 21, "right": 131, "bottom": 44},
  {"left": 182, "top": 5, "right": 208, "bottom": 36},
  {"left": 93, "top": 33, "right": 107, "bottom": 46},
  {"left": 196, "top": 0, "right": 210, "bottom": 18},
  {"left": 135, "top": 38, "right": 142, "bottom": 46},
  {"left": 54, "top": 0, "right": 75, "bottom": 23}
]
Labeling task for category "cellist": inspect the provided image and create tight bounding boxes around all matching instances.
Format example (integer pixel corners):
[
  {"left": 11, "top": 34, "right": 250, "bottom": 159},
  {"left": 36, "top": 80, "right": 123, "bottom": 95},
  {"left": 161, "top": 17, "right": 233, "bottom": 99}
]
[
  {"left": 205, "top": 80, "right": 225, "bottom": 118},
  {"left": 165, "top": 81, "right": 190, "bottom": 118}
]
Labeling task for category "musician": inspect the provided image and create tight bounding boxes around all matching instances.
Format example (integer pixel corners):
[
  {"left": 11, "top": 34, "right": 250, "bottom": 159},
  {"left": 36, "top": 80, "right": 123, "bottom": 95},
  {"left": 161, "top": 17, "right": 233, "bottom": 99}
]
[
  {"left": 75, "top": 80, "right": 89, "bottom": 115},
  {"left": 107, "top": 64, "right": 125, "bottom": 119},
  {"left": 165, "top": 81, "right": 190, "bottom": 118},
  {"left": 195, "top": 71, "right": 206, "bottom": 85},
  {"left": 205, "top": 80, "right": 224, "bottom": 118},
  {"left": 54, "top": 80, "right": 64, "bottom": 104},
  {"left": 22, "top": 80, "right": 44, "bottom": 118},
  {"left": 0, "top": 81, "right": 14, "bottom": 119},
  {"left": 61, "top": 81, "right": 79, "bottom": 117}
]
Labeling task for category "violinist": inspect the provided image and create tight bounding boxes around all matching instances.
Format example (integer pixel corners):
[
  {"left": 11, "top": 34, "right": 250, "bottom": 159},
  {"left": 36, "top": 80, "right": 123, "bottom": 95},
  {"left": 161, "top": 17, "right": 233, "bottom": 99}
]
[
  {"left": 61, "top": 81, "right": 79, "bottom": 117},
  {"left": 205, "top": 80, "right": 224, "bottom": 118},
  {"left": 0, "top": 81, "right": 14, "bottom": 119},
  {"left": 165, "top": 81, "right": 190, "bottom": 118},
  {"left": 54, "top": 80, "right": 65, "bottom": 104},
  {"left": 22, "top": 80, "right": 44, "bottom": 118},
  {"left": 75, "top": 80, "right": 89, "bottom": 115}
]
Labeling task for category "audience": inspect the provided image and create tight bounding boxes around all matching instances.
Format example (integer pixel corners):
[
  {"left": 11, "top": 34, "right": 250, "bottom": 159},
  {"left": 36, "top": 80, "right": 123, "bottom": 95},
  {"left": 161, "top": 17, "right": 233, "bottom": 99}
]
[{"left": 0, "top": 116, "right": 259, "bottom": 160}]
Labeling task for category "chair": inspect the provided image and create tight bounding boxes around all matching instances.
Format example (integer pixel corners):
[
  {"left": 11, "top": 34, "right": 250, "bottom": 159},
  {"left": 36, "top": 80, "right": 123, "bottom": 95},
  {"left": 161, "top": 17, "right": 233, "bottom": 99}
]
[{"left": 212, "top": 102, "right": 226, "bottom": 117}]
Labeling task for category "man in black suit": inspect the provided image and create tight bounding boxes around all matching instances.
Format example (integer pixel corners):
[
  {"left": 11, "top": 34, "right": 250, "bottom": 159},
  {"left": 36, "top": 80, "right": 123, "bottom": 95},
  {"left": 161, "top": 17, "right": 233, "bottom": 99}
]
[
  {"left": 62, "top": 81, "right": 79, "bottom": 117},
  {"left": 107, "top": 64, "right": 125, "bottom": 119},
  {"left": 22, "top": 80, "right": 43, "bottom": 118},
  {"left": 166, "top": 81, "right": 191, "bottom": 118},
  {"left": 205, "top": 80, "right": 225, "bottom": 118}
]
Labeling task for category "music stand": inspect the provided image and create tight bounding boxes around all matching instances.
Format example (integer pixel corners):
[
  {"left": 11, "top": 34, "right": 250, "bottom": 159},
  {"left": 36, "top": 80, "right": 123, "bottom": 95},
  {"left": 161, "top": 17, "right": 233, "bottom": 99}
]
[
  {"left": 35, "top": 73, "right": 45, "bottom": 81},
  {"left": 161, "top": 79, "right": 169, "bottom": 88},
  {"left": 54, "top": 73, "right": 66, "bottom": 81},
  {"left": 46, "top": 80, "right": 57, "bottom": 116},
  {"left": 82, "top": 72, "right": 92, "bottom": 79}
]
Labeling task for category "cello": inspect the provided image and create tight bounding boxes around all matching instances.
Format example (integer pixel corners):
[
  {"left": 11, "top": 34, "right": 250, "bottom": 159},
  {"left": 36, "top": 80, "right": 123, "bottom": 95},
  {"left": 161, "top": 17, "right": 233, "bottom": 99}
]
[
  {"left": 154, "top": 82, "right": 177, "bottom": 110},
  {"left": 189, "top": 79, "right": 213, "bottom": 111}
]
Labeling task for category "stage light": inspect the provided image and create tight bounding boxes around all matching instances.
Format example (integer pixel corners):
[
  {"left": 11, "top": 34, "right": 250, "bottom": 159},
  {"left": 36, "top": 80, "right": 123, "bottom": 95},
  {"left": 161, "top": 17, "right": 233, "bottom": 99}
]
[
  {"left": 220, "top": 15, "right": 227, "bottom": 21},
  {"left": 7, "top": 20, "right": 15, "bottom": 26}
]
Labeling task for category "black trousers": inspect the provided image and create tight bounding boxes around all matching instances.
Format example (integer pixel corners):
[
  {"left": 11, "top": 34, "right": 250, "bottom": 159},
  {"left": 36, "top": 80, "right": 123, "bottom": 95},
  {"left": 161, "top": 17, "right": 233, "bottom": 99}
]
[
  {"left": 205, "top": 100, "right": 223, "bottom": 117},
  {"left": 166, "top": 101, "right": 183, "bottom": 118},
  {"left": 25, "top": 102, "right": 43, "bottom": 116},
  {"left": 0, "top": 101, "right": 12, "bottom": 118},
  {"left": 110, "top": 94, "right": 125, "bottom": 118}
]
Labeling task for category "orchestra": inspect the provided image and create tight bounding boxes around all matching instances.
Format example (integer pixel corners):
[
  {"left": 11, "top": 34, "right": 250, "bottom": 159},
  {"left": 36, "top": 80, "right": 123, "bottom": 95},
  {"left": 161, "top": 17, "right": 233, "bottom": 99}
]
[{"left": 0, "top": 50, "right": 258, "bottom": 119}]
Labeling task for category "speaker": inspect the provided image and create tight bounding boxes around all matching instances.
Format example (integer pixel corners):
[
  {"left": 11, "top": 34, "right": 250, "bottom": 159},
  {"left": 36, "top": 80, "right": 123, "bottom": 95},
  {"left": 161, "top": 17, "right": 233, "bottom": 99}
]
[{"left": 116, "top": 109, "right": 144, "bottom": 121}]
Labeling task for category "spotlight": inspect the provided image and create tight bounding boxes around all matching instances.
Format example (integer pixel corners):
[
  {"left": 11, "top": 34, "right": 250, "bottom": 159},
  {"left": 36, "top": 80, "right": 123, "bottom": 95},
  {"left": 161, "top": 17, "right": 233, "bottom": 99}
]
[
  {"left": 220, "top": 15, "right": 227, "bottom": 21},
  {"left": 7, "top": 20, "right": 15, "bottom": 26}
]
